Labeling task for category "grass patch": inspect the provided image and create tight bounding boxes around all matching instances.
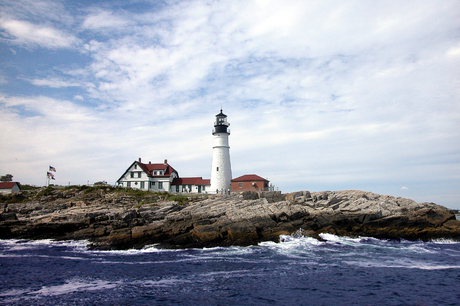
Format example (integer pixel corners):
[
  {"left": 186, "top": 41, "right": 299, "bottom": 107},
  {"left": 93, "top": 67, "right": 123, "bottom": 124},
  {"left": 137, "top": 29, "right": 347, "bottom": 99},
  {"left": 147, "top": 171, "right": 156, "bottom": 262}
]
[
  {"left": 0, "top": 192, "right": 28, "bottom": 204},
  {"left": 35, "top": 186, "right": 54, "bottom": 199},
  {"left": 166, "top": 195, "right": 189, "bottom": 205},
  {"left": 29, "top": 185, "right": 192, "bottom": 206}
]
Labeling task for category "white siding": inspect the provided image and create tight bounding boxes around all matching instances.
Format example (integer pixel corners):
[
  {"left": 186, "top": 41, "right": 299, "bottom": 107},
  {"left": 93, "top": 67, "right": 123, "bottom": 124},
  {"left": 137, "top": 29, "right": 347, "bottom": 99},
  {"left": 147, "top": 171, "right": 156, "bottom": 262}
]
[{"left": 210, "top": 133, "right": 232, "bottom": 193}]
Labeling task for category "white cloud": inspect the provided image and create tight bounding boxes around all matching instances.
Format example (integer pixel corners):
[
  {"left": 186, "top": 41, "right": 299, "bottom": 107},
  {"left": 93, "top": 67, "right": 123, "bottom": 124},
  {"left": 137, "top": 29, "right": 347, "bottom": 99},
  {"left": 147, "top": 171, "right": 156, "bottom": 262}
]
[
  {"left": 27, "top": 78, "right": 82, "bottom": 88},
  {"left": 446, "top": 43, "right": 460, "bottom": 58},
  {"left": 0, "top": 18, "right": 79, "bottom": 49},
  {"left": 82, "top": 10, "right": 134, "bottom": 31},
  {"left": 0, "top": 0, "right": 459, "bottom": 208}
]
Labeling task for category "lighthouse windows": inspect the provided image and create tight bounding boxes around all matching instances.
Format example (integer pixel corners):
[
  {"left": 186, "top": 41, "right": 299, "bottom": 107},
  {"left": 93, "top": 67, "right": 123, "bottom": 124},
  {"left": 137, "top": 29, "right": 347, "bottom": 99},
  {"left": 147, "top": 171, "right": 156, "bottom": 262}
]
[{"left": 217, "top": 167, "right": 219, "bottom": 171}]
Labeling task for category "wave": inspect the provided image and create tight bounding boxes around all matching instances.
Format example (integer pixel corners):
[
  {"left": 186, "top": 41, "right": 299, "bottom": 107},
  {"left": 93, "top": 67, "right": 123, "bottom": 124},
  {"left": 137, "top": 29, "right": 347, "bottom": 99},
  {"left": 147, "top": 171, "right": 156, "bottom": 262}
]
[
  {"left": 0, "top": 278, "right": 121, "bottom": 303},
  {"left": 344, "top": 258, "right": 460, "bottom": 270}
]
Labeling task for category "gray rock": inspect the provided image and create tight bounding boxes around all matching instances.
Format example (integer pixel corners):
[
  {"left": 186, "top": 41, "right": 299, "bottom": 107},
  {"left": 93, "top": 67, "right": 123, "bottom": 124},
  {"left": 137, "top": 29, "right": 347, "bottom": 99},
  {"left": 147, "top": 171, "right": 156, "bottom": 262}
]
[{"left": 1, "top": 188, "right": 459, "bottom": 250}]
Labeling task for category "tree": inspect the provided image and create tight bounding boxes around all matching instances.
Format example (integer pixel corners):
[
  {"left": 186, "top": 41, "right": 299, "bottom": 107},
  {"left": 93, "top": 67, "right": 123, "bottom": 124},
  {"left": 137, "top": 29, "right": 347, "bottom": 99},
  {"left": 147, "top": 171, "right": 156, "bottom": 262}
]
[{"left": 0, "top": 174, "right": 13, "bottom": 182}]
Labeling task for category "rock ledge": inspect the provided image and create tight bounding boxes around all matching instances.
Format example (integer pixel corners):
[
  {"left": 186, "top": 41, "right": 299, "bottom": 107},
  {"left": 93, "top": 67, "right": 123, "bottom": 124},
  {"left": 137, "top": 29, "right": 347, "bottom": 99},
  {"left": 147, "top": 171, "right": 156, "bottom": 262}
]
[{"left": 1, "top": 188, "right": 459, "bottom": 249}]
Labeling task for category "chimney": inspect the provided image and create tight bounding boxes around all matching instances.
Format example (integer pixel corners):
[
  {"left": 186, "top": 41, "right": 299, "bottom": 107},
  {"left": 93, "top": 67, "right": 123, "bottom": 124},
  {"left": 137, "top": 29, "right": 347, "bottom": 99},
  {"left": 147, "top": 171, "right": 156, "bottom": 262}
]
[
  {"left": 164, "top": 159, "right": 167, "bottom": 164},
  {"left": 138, "top": 157, "right": 141, "bottom": 163}
]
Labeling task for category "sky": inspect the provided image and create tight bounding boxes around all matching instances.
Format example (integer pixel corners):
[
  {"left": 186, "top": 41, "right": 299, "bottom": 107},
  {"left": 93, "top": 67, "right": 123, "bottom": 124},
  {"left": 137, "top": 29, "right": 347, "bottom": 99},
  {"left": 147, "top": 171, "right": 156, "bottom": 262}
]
[{"left": 0, "top": 0, "right": 459, "bottom": 208}]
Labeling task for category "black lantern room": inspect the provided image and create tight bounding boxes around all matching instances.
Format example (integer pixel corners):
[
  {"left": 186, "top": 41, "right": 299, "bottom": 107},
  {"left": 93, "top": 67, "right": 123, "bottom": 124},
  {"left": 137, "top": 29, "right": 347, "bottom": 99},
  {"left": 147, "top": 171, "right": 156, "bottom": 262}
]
[{"left": 213, "top": 109, "right": 230, "bottom": 135}]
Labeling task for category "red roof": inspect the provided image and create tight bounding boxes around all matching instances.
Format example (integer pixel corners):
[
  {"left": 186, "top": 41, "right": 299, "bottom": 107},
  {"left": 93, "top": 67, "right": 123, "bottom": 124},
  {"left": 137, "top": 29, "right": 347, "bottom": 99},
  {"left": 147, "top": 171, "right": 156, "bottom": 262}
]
[
  {"left": 231, "top": 174, "right": 269, "bottom": 182},
  {"left": 172, "top": 177, "right": 210, "bottom": 185},
  {"left": 137, "top": 161, "right": 178, "bottom": 177},
  {"left": 116, "top": 160, "right": 180, "bottom": 183},
  {"left": 0, "top": 182, "right": 20, "bottom": 189}
]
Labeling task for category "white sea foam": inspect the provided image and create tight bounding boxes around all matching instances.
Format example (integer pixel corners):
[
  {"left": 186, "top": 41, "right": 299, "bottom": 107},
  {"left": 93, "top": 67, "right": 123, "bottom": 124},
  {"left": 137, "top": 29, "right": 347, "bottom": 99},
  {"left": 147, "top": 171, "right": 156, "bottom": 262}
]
[
  {"left": 430, "top": 238, "right": 460, "bottom": 244},
  {"left": 88, "top": 244, "right": 183, "bottom": 256},
  {"left": 35, "top": 279, "right": 120, "bottom": 296},
  {"left": 0, "top": 278, "right": 121, "bottom": 303},
  {"left": 0, "top": 239, "right": 89, "bottom": 252},
  {"left": 200, "top": 245, "right": 257, "bottom": 257},
  {"left": 344, "top": 258, "right": 460, "bottom": 270},
  {"left": 140, "top": 278, "right": 189, "bottom": 287},
  {"left": 0, "top": 288, "right": 29, "bottom": 297},
  {"left": 258, "top": 235, "right": 327, "bottom": 260}
]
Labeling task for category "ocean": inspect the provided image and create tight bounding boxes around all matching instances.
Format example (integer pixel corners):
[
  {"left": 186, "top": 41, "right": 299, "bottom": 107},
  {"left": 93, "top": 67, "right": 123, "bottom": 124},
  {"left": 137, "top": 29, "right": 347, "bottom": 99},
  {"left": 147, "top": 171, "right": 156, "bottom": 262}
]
[{"left": 1, "top": 233, "right": 459, "bottom": 305}]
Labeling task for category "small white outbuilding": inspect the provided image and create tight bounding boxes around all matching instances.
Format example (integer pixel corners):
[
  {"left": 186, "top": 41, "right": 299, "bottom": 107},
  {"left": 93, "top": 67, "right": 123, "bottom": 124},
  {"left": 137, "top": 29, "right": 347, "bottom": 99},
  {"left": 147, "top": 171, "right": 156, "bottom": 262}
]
[{"left": 0, "top": 182, "right": 21, "bottom": 194}]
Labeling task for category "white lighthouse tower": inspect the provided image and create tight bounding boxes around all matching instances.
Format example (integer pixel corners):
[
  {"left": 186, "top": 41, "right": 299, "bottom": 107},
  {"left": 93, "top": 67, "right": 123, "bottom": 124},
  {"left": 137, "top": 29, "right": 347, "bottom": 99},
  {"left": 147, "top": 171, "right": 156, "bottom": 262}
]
[{"left": 210, "top": 109, "right": 232, "bottom": 194}]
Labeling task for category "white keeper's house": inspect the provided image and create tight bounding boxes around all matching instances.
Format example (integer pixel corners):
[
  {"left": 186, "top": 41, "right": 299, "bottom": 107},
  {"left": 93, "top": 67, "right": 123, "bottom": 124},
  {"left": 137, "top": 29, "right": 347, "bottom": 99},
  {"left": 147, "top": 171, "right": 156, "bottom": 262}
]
[{"left": 117, "top": 158, "right": 210, "bottom": 194}]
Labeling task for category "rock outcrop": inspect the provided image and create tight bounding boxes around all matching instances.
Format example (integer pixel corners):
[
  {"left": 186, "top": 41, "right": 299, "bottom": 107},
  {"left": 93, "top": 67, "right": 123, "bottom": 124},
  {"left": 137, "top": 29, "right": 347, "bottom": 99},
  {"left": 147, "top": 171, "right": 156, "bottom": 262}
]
[{"left": 1, "top": 187, "right": 459, "bottom": 249}]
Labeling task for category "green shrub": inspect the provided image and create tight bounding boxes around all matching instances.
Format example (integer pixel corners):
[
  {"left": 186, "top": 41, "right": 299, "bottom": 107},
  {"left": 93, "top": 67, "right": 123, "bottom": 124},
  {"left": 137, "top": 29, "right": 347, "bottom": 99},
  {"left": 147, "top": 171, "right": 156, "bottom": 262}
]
[{"left": 20, "top": 184, "right": 41, "bottom": 190}]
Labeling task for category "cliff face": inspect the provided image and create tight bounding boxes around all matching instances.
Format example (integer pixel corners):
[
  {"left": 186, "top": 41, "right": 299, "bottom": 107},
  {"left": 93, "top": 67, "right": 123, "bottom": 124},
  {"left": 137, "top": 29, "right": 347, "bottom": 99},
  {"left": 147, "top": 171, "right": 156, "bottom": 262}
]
[{"left": 1, "top": 188, "right": 459, "bottom": 249}]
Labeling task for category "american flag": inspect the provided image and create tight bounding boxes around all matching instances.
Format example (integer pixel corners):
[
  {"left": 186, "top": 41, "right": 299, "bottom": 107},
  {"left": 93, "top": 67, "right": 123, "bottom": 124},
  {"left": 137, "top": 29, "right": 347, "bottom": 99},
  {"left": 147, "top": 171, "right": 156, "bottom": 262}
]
[
  {"left": 49, "top": 166, "right": 56, "bottom": 172},
  {"left": 47, "top": 172, "right": 55, "bottom": 180}
]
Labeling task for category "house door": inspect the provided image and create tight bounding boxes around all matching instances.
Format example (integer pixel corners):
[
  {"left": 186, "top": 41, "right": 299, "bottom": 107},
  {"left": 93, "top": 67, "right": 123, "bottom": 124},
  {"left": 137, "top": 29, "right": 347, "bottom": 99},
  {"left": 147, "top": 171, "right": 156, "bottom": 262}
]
[{"left": 198, "top": 186, "right": 201, "bottom": 193}]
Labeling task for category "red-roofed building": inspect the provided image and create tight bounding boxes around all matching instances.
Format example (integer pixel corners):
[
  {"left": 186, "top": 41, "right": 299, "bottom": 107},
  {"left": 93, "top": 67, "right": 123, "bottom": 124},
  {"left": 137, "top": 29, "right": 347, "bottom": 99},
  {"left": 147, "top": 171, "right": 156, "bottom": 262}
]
[
  {"left": 117, "top": 158, "right": 211, "bottom": 193},
  {"left": 0, "top": 182, "right": 21, "bottom": 194},
  {"left": 171, "top": 177, "right": 210, "bottom": 193},
  {"left": 231, "top": 174, "right": 269, "bottom": 192}
]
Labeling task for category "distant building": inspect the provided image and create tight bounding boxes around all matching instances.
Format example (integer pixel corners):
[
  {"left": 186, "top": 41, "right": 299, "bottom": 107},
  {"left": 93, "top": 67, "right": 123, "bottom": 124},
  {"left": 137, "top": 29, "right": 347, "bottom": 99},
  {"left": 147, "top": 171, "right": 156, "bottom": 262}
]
[
  {"left": 0, "top": 182, "right": 21, "bottom": 194},
  {"left": 117, "top": 158, "right": 210, "bottom": 193},
  {"left": 231, "top": 174, "right": 269, "bottom": 192},
  {"left": 171, "top": 177, "right": 210, "bottom": 194}
]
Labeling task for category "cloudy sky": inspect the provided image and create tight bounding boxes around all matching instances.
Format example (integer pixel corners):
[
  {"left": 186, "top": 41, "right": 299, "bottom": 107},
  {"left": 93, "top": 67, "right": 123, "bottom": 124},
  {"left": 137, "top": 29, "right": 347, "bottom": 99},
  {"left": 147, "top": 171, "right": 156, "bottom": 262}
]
[{"left": 1, "top": 0, "right": 459, "bottom": 208}]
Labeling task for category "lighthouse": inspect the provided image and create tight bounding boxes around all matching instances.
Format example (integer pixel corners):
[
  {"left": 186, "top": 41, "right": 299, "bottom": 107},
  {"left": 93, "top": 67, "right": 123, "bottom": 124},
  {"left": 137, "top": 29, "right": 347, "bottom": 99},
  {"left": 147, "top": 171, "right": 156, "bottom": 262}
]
[{"left": 210, "top": 109, "right": 232, "bottom": 194}]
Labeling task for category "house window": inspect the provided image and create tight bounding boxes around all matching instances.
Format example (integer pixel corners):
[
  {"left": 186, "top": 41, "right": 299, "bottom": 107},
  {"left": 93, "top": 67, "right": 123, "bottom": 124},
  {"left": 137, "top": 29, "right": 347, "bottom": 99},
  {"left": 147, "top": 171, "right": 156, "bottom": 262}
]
[
  {"left": 134, "top": 165, "right": 137, "bottom": 169},
  {"left": 203, "top": 186, "right": 205, "bottom": 191},
  {"left": 130, "top": 172, "right": 134, "bottom": 178},
  {"left": 140, "top": 182, "right": 145, "bottom": 189},
  {"left": 154, "top": 171, "right": 157, "bottom": 175},
  {"left": 138, "top": 172, "right": 141, "bottom": 178},
  {"left": 217, "top": 167, "right": 219, "bottom": 171},
  {"left": 239, "top": 183, "right": 243, "bottom": 189},
  {"left": 127, "top": 182, "right": 131, "bottom": 187},
  {"left": 158, "top": 182, "right": 163, "bottom": 189},
  {"left": 151, "top": 182, "right": 155, "bottom": 186}
]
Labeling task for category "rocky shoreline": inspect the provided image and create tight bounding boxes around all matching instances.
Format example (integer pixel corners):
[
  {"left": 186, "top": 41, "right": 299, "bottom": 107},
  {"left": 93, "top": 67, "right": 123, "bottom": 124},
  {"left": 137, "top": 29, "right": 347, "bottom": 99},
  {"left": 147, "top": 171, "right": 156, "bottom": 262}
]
[{"left": 1, "top": 187, "right": 459, "bottom": 249}]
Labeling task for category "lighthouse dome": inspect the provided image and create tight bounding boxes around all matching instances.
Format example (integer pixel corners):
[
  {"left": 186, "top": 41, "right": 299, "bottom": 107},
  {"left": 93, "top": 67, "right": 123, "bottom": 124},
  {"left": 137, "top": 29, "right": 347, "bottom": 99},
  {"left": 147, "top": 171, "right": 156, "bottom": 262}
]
[{"left": 213, "top": 109, "right": 230, "bottom": 134}]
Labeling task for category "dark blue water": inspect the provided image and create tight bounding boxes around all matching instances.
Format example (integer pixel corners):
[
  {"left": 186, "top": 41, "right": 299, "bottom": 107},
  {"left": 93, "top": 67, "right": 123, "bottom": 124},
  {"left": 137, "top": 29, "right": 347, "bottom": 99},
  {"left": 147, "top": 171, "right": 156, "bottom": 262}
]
[{"left": 1, "top": 233, "right": 459, "bottom": 305}]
